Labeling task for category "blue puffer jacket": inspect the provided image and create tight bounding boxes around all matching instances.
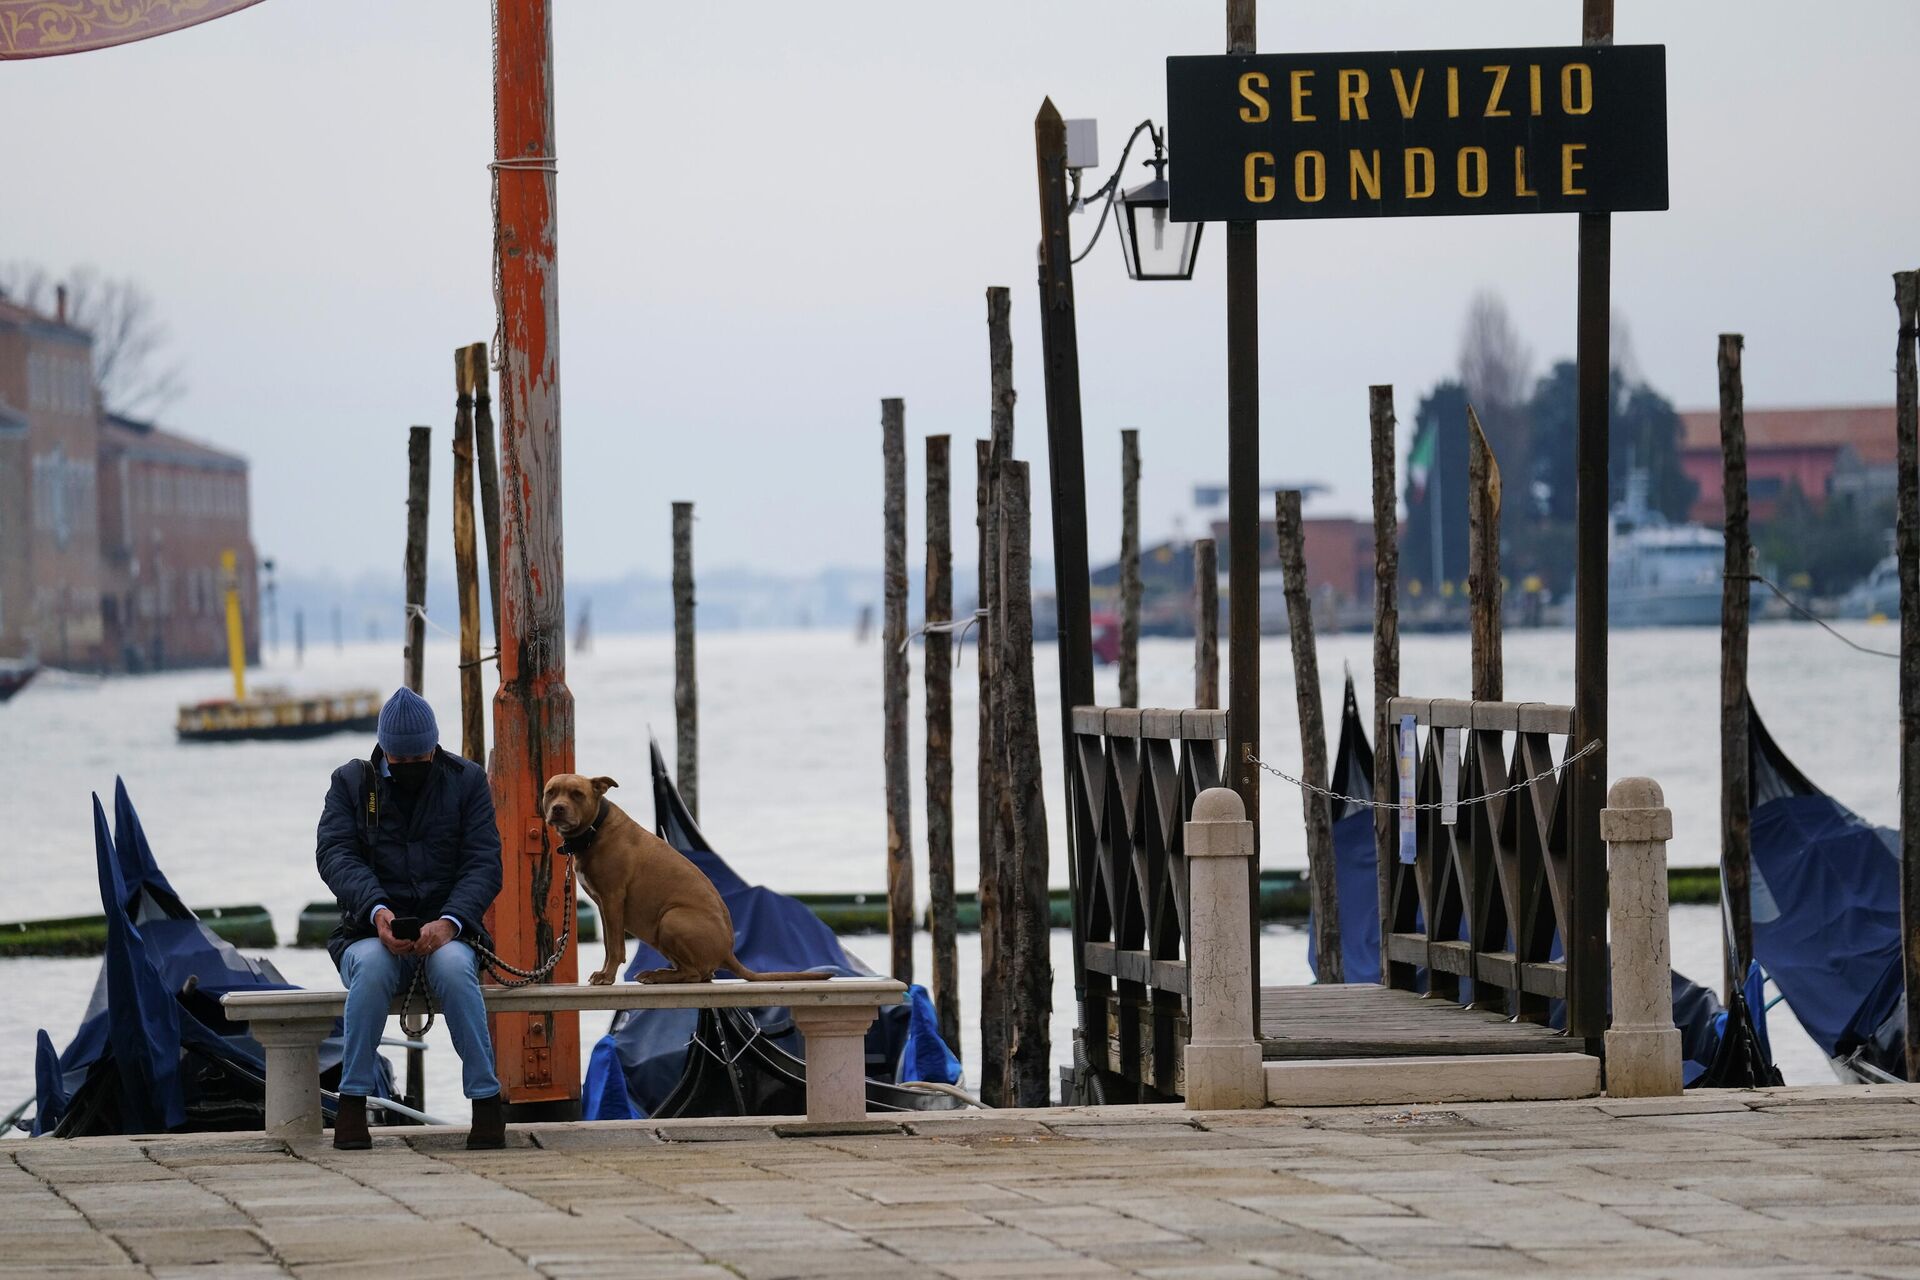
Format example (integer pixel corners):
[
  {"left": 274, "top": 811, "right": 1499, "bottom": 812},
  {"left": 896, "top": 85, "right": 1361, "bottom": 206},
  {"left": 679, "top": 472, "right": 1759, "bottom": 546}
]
[{"left": 316, "top": 746, "right": 502, "bottom": 966}]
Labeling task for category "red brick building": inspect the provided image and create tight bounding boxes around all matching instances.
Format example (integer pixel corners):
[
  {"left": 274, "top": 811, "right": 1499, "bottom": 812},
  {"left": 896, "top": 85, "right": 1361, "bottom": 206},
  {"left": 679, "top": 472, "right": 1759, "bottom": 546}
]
[
  {"left": 0, "top": 294, "right": 257, "bottom": 672},
  {"left": 1678, "top": 405, "right": 1897, "bottom": 525},
  {"left": 98, "top": 413, "right": 258, "bottom": 672}
]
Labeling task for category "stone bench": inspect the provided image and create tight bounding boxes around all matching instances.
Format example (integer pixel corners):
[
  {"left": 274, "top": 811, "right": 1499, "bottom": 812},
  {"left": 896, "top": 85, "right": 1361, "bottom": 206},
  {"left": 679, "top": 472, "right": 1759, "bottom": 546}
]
[{"left": 221, "top": 977, "right": 906, "bottom": 1136}]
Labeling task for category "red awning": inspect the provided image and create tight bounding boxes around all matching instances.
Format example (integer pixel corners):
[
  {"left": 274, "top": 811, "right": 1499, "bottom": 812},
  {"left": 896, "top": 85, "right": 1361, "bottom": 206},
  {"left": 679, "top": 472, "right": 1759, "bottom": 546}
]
[{"left": 0, "top": 0, "right": 266, "bottom": 59}]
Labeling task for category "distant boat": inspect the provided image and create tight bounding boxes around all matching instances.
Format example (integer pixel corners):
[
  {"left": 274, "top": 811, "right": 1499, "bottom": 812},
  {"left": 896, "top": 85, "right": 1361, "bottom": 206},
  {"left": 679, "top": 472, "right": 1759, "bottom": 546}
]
[
  {"left": 0, "top": 658, "right": 37, "bottom": 703},
  {"left": 1835, "top": 554, "right": 1898, "bottom": 621},
  {"left": 580, "top": 739, "right": 964, "bottom": 1121},
  {"left": 176, "top": 548, "right": 380, "bottom": 742},
  {"left": 1609, "top": 478, "right": 1766, "bottom": 628}
]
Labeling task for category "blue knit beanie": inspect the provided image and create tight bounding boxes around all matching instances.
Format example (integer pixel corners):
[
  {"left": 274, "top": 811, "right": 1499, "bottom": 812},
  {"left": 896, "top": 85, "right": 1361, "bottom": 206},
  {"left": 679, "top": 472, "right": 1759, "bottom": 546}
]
[{"left": 378, "top": 687, "right": 439, "bottom": 758}]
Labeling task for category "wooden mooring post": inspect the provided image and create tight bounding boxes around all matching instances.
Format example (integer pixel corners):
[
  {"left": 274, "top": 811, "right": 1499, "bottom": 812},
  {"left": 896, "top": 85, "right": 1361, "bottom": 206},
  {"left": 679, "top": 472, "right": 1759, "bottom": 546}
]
[
  {"left": 403, "top": 425, "right": 430, "bottom": 694},
  {"left": 1894, "top": 269, "right": 1920, "bottom": 1082},
  {"left": 1277, "top": 490, "right": 1340, "bottom": 983},
  {"left": 673, "top": 501, "right": 698, "bottom": 820},
  {"left": 1194, "top": 537, "right": 1219, "bottom": 708},
  {"left": 1369, "top": 386, "right": 1402, "bottom": 989},
  {"left": 925, "top": 434, "right": 960, "bottom": 1057},
  {"left": 1466, "top": 405, "right": 1502, "bottom": 702},
  {"left": 1119, "top": 428, "right": 1141, "bottom": 708},
  {"left": 997, "top": 459, "right": 1052, "bottom": 1107},
  {"left": 976, "top": 437, "right": 1006, "bottom": 1102},
  {"left": 881, "top": 398, "right": 914, "bottom": 984},
  {"left": 1719, "top": 333, "right": 1753, "bottom": 1002},
  {"left": 979, "top": 285, "right": 1018, "bottom": 1106},
  {"left": 467, "top": 342, "right": 504, "bottom": 644},
  {"left": 453, "top": 350, "right": 485, "bottom": 764}
]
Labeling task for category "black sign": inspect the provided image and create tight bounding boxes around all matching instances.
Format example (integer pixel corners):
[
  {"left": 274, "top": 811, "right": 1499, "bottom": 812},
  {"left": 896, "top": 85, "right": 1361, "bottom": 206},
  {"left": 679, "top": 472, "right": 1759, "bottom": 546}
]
[{"left": 1166, "top": 46, "right": 1668, "bottom": 222}]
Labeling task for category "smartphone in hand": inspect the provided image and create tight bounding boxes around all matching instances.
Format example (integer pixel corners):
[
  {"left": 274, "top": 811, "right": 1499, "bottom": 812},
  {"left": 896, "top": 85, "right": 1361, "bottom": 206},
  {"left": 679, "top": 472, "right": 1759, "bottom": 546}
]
[{"left": 388, "top": 915, "right": 423, "bottom": 942}]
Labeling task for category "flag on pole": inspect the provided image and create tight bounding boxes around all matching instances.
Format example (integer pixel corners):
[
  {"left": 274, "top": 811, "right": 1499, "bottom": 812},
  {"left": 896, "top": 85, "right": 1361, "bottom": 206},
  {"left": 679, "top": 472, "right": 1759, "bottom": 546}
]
[{"left": 1407, "top": 423, "right": 1437, "bottom": 502}]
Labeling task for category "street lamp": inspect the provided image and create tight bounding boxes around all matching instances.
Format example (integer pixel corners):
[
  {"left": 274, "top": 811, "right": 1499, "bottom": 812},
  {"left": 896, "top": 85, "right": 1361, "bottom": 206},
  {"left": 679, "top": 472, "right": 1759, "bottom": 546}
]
[{"left": 1069, "top": 120, "right": 1202, "bottom": 282}]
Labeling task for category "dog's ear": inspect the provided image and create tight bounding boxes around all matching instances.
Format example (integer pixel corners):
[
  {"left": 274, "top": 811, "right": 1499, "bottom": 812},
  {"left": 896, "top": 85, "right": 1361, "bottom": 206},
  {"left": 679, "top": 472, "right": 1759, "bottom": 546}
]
[{"left": 590, "top": 776, "right": 618, "bottom": 795}]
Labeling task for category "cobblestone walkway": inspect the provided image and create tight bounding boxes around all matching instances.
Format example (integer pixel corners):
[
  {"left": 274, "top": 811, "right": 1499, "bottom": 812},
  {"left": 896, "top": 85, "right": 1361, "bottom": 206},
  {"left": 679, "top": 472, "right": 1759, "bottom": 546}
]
[{"left": 8, "top": 1088, "right": 1920, "bottom": 1278}]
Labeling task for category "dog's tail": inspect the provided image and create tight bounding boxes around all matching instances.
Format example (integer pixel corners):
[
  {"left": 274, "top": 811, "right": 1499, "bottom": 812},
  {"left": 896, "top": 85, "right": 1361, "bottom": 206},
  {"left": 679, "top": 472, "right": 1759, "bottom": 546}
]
[{"left": 724, "top": 952, "right": 833, "bottom": 982}]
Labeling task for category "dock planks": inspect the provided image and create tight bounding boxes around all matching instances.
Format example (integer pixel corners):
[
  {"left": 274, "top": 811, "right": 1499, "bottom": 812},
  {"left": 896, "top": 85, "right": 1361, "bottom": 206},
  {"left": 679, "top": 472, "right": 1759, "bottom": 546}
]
[{"left": 1260, "top": 982, "right": 1575, "bottom": 1060}]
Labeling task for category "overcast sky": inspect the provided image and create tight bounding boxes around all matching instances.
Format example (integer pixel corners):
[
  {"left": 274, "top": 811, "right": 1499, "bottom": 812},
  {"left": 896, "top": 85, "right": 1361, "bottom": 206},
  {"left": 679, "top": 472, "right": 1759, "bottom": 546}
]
[{"left": 6, "top": 1, "right": 1917, "bottom": 582}]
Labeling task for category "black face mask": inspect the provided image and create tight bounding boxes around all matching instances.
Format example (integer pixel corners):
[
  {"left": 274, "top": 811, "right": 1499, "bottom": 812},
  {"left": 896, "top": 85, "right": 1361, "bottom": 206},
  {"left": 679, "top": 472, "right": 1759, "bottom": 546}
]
[{"left": 387, "top": 759, "right": 433, "bottom": 792}]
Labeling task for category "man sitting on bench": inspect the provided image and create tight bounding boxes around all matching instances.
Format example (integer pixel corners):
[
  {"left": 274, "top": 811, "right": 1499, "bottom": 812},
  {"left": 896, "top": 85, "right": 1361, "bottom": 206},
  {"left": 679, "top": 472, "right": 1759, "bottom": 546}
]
[{"left": 316, "top": 687, "right": 506, "bottom": 1151}]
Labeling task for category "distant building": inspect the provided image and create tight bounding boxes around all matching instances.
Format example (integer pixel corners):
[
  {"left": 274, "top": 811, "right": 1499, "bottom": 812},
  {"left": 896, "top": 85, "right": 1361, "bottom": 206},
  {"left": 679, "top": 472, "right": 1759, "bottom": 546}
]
[
  {"left": 99, "top": 413, "right": 258, "bottom": 672},
  {"left": 1678, "top": 405, "right": 1897, "bottom": 525},
  {"left": 0, "top": 293, "right": 257, "bottom": 672}
]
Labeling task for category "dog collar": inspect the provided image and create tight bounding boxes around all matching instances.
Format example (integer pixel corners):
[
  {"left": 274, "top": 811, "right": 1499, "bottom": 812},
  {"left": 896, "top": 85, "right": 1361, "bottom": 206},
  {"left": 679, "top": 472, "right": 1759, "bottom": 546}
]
[{"left": 557, "top": 799, "right": 609, "bottom": 857}]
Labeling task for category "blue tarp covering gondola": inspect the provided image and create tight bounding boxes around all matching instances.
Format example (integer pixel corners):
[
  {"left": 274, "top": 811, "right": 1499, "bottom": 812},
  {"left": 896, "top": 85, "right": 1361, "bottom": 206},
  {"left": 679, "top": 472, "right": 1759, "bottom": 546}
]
[
  {"left": 581, "top": 740, "right": 961, "bottom": 1120},
  {"left": 1748, "top": 699, "right": 1905, "bottom": 1078},
  {"left": 1308, "top": 675, "right": 1383, "bottom": 983},
  {"left": 27, "top": 780, "right": 370, "bottom": 1136}
]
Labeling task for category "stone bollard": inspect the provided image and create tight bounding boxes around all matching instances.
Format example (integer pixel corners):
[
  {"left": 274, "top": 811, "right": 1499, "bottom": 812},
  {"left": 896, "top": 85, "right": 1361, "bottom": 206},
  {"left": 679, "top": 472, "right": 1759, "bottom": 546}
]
[
  {"left": 1184, "top": 787, "right": 1265, "bottom": 1110},
  {"left": 1600, "top": 776, "right": 1684, "bottom": 1097}
]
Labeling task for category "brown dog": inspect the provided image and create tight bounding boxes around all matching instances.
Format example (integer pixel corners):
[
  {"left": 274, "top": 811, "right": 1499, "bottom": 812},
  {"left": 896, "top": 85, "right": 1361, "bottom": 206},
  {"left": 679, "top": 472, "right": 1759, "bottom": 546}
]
[{"left": 541, "top": 773, "right": 831, "bottom": 986}]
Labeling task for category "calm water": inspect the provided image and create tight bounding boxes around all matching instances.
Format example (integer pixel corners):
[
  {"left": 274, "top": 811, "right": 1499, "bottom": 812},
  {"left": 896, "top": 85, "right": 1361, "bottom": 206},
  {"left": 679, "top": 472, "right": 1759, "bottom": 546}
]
[{"left": 0, "top": 621, "right": 1900, "bottom": 1122}]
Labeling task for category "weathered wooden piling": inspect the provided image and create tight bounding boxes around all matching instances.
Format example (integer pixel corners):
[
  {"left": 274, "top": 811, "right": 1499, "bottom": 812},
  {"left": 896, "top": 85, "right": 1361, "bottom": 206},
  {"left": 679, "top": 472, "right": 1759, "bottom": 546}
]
[
  {"left": 1194, "top": 537, "right": 1219, "bottom": 708},
  {"left": 1895, "top": 270, "right": 1920, "bottom": 1082},
  {"left": 925, "top": 435, "right": 960, "bottom": 1058},
  {"left": 1719, "top": 333, "right": 1753, "bottom": 1001},
  {"left": 997, "top": 459, "right": 1052, "bottom": 1107},
  {"left": 976, "top": 436, "right": 1006, "bottom": 1104},
  {"left": 882, "top": 398, "right": 914, "bottom": 984},
  {"left": 1466, "top": 404, "right": 1503, "bottom": 702},
  {"left": 673, "top": 501, "right": 699, "bottom": 820},
  {"left": 1119, "top": 429, "right": 1142, "bottom": 708},
  {"left": 453, "top": 349, "right": 485, "bottom": 764},
  {"left": 1277, "top": 489, "right": 1340, "bottom": 984},
  {"left": 403, "top": 425, "right": 430, "bottom": 694},
  {"left": 1370, "top": 386, "right": 1401, "bottom": 988},
  {"left": 468, "top": 342, "right": 504, "bottom": 644},
  {"left": 979, "top": 284, "right": 1019, "bottom": 1106}
]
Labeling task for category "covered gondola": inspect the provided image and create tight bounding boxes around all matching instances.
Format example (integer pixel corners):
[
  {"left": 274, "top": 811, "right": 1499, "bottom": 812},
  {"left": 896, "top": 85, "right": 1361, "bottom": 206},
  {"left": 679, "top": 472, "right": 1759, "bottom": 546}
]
[
  {"left": 24, "top": 780, "right": 373, "bottom": 1136},
  {"left": 580, "top": 740, "right": 962, "bottom": 1120},
  {"left": 1748, "top": 698, "right": 1906, "bottom": 1081}
]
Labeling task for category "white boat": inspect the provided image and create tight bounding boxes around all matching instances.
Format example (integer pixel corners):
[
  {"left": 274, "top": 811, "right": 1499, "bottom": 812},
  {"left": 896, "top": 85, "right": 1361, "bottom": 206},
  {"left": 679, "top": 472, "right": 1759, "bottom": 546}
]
[
  {"left": 1608, "top": 479, "right": 1765, "bottom": 628},
  {"left": 1835, "top": 554, "right": 1898, "bottom": 621}
]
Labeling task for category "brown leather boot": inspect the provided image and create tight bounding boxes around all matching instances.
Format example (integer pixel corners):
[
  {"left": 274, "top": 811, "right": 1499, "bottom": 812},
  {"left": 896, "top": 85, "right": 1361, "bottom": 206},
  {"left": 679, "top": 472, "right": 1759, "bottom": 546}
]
[
  {"left": 467, "top": 1093, "right": 506, "bottom": 1149},
  {"left": 332, "top": 1095, "right": 371, "bottom": 1150}
]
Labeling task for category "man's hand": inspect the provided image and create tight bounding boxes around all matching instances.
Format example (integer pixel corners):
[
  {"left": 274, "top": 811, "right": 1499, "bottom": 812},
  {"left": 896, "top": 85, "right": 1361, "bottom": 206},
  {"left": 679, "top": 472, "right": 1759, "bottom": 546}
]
[
  {"left": 374, "top": 908, "right": 411, "bottom": 957},
  {"left": 413, "top": 918, "right": 458, "bottom": 957}
]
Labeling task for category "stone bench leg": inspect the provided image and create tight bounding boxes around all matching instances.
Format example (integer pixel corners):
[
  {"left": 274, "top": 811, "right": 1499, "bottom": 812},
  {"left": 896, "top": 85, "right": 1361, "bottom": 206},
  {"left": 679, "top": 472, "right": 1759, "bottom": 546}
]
[
  {"left": 249, "top": 1017, "right": 334, "bottom": 1137},
  {"left": 791, "top": 1005, "right": 876, "bottom": 1123}
]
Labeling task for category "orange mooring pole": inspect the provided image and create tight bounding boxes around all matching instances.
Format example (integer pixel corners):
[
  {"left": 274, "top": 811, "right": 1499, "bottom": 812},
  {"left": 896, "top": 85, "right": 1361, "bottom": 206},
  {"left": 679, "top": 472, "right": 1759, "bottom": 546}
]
[{"left": 487, "top": 0, "right": 579, "bottom": 1118}]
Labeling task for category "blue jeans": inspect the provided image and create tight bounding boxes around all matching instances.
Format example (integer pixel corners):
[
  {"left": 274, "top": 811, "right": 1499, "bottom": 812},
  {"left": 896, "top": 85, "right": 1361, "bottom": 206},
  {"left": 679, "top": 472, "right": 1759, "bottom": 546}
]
[{"left": 338, "top": 937, "right": 500, "bottom": 1100}]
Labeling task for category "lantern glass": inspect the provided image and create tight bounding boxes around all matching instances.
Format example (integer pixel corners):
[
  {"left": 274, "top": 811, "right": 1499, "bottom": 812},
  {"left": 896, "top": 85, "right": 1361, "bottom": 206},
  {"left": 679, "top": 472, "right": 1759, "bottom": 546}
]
[{"left": 1118, "top": 175, "right": 1201, "bottom": 281}]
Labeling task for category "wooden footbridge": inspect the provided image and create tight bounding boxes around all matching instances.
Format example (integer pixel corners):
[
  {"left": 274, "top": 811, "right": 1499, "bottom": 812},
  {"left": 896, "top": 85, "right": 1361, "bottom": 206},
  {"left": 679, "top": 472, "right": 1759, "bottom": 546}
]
[{"left": 1067, "top": 700, "right": 1604, "bottom": 1106}]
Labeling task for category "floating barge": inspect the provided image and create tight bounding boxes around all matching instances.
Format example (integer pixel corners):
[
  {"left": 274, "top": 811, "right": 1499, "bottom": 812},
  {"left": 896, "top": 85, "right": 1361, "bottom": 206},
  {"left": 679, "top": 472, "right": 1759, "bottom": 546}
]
[
  {"left": 2, "top": 903, "right": 276, "bottom": 958},
  {"left": 177, "top": 689, "right": 380, "bottom": 743}
]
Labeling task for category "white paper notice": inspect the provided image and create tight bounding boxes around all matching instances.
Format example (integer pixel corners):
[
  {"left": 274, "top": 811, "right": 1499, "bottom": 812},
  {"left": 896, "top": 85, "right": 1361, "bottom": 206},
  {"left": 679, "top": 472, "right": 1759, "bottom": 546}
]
[
  {"left": 1397, "top": 714, "right": 1417, "bottom": 864},
  {"left": 1440, "top": 728, "right": 1460, "bottom": 826}
]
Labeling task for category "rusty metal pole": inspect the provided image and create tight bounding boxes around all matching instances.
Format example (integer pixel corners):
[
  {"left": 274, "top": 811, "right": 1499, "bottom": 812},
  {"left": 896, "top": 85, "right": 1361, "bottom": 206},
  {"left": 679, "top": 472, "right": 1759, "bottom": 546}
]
[
  {"left": 488, "top": 0, "right": 578, "bottom": 1119},
  {"left": 1568, "top": 0, "right": 1615, "bottom": 1056},
  {"left": 1225, "top": 0, "right": 1262, "bottom": 1008}
]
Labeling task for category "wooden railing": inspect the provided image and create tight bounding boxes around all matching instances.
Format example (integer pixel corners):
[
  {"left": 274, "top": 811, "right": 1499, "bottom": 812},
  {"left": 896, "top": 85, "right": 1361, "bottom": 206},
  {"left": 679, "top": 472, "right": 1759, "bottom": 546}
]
[
  {"left": 1068, "top": 706, "right": 1226, "bottom": 1099},
  {"left": 1381, "top": 697, "right": 1600, "bottom": 1038}
]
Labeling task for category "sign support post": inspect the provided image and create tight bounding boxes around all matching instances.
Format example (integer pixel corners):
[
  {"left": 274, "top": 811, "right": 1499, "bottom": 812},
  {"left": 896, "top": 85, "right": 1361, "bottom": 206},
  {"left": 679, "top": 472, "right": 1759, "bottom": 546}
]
[
  {"left": 1224, "top": 0, "right": 1263, "bottom": 1013},
  {"left": 1569, "top": 0, "right": 1614, "bottom": 1056}
]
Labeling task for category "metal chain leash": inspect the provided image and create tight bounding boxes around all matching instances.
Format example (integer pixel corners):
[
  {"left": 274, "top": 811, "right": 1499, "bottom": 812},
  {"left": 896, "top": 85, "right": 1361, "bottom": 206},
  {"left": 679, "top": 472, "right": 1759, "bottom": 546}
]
[
  {"left": 1242, "top": 737, "right": 1603, "bottom": 814},
  {"left": 395, "top": 857, "right": 578, "bottom": 1037}
]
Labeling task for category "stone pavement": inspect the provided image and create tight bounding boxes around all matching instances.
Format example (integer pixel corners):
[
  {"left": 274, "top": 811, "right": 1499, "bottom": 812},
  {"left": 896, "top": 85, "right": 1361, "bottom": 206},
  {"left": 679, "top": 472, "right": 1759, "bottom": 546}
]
[{"left": 8, "top": 1087, "right": 1920, "bottom": 1279}]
